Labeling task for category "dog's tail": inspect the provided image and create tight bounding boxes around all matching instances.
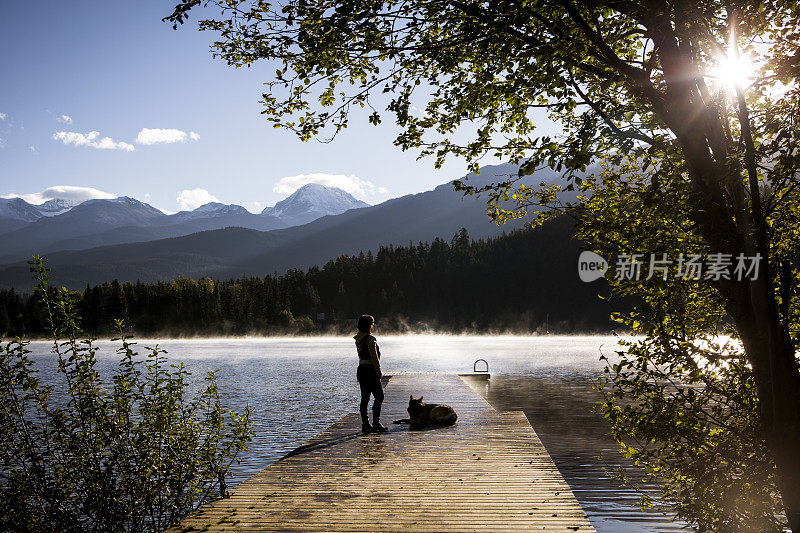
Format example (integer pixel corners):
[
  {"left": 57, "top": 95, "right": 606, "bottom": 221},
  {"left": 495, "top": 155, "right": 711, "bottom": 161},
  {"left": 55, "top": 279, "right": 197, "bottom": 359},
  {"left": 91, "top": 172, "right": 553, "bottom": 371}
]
[{"left": 392, "top": 418, "right": 411, "bottom": 424}]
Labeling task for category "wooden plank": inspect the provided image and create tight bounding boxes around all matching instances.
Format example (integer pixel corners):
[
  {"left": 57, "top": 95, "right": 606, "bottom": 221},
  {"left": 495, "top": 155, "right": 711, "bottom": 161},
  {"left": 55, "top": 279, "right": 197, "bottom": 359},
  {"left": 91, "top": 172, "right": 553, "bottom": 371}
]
[{"left": 170, "top": 373, "right": 595, "bottom": 532}]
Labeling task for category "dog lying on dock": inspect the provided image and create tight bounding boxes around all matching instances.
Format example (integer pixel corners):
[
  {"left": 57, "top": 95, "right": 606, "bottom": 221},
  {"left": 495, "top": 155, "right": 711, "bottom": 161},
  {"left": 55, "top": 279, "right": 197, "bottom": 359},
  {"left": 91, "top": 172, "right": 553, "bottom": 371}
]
[{"left": 393, "top": 395, "right": 458, "bottom": 429}]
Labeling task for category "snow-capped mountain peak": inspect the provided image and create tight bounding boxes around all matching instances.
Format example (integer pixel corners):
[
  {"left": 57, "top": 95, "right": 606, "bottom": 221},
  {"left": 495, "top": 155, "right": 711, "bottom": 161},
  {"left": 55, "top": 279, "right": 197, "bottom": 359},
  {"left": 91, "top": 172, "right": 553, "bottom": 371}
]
[
  {"left": 194, "top": 202, "right": 249, "bottom": 215},
  {"left": 260, "top": 184, "right": 369, "bottom": 226},
  {"left": 36, "top": 197, "right": 85, "bottom": 217},
  {"left": 168, "top": 202, "right": 251, "bottom": 223},
  {"left": 0, "top": 197, "right": 44, "bottom": 222},
  {"left": 194, "top": 202, "right": 228, "bottom": 213},
  {"left": 61, "top": 196, "right": 166, "bottom": 225}
]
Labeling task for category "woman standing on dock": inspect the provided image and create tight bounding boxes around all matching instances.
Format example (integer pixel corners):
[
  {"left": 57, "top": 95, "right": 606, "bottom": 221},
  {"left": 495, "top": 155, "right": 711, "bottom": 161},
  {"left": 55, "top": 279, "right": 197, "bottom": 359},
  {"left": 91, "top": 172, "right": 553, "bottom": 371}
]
[{"left": 353, "top": 314, "right": 387, "bottom": 433}]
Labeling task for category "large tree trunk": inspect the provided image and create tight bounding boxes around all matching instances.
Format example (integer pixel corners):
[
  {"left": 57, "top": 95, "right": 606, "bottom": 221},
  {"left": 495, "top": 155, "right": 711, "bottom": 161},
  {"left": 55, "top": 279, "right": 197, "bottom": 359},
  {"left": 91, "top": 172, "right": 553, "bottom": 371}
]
[
  {"left": 649, "top": 25, "right": 800, "bottom": 527},
  {"left": 729, "top": 281, "right": 800, "bottom": 531},
  {"left": 681, "top": 152, "right": 800, "bottom": 530},
  {"left": 733, "top": 75, "right": 800, "bottom": 532},
  {"left": 760, "top": 338, "right": 800, "bottom": 532}
]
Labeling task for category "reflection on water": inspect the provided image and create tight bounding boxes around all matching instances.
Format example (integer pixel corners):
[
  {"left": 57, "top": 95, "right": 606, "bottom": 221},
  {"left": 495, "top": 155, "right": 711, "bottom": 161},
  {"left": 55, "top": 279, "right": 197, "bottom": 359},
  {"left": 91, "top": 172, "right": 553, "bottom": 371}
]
[
  {"left": 467, "top": 373, "right": 685, "bottom": 532},
  {"left": 22, "top": 335, "right": 686, "bottom": 532}
]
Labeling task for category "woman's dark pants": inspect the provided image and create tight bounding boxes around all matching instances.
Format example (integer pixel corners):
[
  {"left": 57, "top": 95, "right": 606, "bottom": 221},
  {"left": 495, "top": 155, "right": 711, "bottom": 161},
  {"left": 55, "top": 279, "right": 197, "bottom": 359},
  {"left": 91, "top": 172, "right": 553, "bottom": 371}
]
[{"left": 357, "top": 365, "right": 384, "bottom": 426}]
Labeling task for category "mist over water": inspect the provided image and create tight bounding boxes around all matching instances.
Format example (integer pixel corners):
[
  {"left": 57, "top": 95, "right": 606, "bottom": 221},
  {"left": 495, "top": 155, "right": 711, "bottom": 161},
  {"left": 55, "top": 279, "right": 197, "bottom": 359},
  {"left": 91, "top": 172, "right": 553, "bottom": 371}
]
[{"left": 24, "top": 335, "right": 684, "bottom": 532}]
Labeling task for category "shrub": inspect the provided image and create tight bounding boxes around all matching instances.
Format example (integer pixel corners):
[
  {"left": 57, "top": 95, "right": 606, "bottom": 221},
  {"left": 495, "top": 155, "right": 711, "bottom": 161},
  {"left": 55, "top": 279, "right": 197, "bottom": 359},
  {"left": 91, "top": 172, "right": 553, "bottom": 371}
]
[{"left": 0, "top": 256, "right": 253, "bottom": 532}]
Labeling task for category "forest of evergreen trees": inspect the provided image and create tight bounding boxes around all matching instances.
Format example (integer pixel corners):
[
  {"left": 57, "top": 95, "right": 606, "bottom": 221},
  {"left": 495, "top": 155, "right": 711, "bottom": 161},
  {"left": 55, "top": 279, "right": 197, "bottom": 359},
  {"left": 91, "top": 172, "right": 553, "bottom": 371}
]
[{"left": 0, "top": 222, "right": 622, "bottom": 337}]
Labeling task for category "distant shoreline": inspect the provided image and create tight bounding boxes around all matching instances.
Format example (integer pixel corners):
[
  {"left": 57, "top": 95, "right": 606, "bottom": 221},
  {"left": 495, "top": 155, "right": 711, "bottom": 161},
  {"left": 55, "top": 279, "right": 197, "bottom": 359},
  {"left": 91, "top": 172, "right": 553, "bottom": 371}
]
[{"left": 10, "top": 329, "right": 628, "bottom": 343}]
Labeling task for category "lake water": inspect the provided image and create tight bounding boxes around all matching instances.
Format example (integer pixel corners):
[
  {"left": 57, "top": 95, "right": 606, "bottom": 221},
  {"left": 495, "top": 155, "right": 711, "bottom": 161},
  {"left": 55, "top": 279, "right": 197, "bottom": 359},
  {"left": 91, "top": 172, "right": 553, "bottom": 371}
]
[{"left": 23, "top": 335, "right": 685, "bottom": 532}]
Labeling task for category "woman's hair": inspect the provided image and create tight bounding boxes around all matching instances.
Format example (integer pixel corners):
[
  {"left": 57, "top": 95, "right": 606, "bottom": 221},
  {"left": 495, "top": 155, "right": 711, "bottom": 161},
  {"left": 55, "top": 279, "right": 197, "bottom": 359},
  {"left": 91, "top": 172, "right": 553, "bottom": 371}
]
[{"left": 357, "top": 314, "right": 375, "bottom": 333}]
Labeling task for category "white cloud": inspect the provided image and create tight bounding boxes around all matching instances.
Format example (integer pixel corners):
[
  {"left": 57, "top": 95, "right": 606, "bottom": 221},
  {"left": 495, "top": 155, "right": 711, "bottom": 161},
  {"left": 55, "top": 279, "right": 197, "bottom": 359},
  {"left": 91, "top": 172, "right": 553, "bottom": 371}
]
[
  {"left": 0, "top": 112, "right": 6, "bottom": 120},
  {"left": 176, "top": 188, "right": 218, "bottom": 211},
  {"left": 252, "top": 201, "right": 263, "bottom": 209},
  {"left": 29, "top": 146, "right": 35, "bottom": 152},
  {"left": 57, "top": 114, "right": 73, "bottom": 124},
  {"left": 273, "top": 173, "right": 382, "bottom": 198},
  {"left": 53, "top": 130, "right": 135, "bottom": 151},
  {"left": 2, "top": 185, "right": 116, "bottom": 205},
  {"left": 136, "top": 128, "right": 200, "bottom": 145}
]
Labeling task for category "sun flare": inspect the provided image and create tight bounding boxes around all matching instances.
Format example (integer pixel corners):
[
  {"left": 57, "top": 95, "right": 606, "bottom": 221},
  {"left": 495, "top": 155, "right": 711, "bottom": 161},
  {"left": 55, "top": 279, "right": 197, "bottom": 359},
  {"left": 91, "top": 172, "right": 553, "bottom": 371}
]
[{"left": 709, "top": 52, "right": 756, "bottom": 90}]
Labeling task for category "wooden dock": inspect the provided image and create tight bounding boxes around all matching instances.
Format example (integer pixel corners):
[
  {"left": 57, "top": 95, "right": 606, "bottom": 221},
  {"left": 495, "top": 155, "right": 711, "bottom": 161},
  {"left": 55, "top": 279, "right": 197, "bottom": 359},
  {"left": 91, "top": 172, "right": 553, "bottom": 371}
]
[{"left": 171, "top": 373, "right": 596, "bottom": 532}]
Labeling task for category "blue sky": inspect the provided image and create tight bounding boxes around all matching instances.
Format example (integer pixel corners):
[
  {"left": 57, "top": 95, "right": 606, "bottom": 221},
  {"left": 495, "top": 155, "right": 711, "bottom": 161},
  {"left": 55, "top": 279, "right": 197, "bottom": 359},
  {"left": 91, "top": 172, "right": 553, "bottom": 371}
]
[{"left": 0, "top": 0, "right": 515, "bottom": 213}]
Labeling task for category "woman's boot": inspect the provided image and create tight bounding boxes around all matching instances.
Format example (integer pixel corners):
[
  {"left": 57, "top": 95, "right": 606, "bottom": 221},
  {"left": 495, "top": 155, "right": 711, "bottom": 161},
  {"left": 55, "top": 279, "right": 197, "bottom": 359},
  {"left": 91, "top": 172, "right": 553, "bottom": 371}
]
[
  {"left": 372, "top": 404, "right": 388, "bottom": 432},
  {"left": 361, "top": 403, "right": 374, "bottom": 433}
]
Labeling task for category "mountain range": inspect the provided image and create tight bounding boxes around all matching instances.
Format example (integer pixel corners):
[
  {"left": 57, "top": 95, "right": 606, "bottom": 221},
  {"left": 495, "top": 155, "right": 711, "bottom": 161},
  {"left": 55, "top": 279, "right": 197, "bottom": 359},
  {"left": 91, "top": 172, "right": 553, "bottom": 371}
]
[
  {"left": 0, "top": 163, "right": 569, "bottom": 289},
  {"left": 0, "top": 183, "right": 369, "bottom": 262},
  {"left": 0, "top": 197, "right": 84, "bottom": 234}
]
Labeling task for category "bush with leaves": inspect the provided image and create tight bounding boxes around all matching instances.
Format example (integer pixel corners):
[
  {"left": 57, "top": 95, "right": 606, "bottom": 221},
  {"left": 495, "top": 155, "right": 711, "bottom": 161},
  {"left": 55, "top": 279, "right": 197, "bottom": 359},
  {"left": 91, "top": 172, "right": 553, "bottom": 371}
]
[
  {"left": 0, "top": 256, "right": 253, "bottom": 532},
  {"left": 568, "top": 163, "right": 791, "bottom": 532},
  {"left": 600, "top": 334, "right": 779, "bottom": 532}
]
